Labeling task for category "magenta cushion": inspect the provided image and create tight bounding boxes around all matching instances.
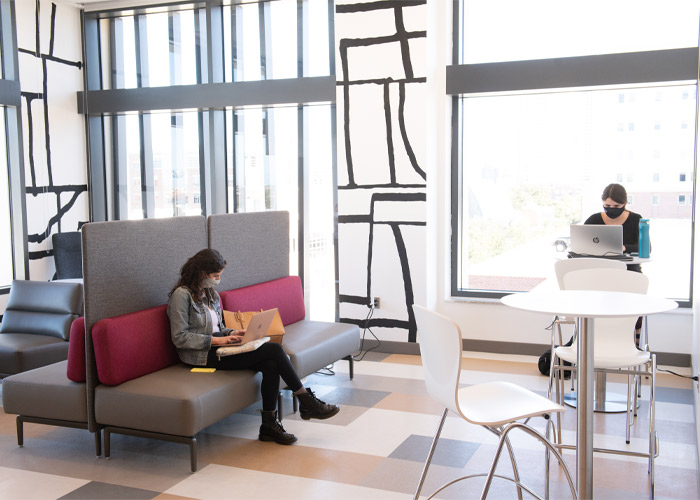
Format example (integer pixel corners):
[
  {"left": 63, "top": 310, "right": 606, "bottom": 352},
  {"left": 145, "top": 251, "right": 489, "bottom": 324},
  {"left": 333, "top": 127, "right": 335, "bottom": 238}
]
[
  {"left": 91, "top": 305, "right": 179, "bottom": 386},
  {"left": 66, "top": 317, "right": 86, "bottom": 382},
  {"left": 220, "top": 276, "right": 305, "bottom": 326}
]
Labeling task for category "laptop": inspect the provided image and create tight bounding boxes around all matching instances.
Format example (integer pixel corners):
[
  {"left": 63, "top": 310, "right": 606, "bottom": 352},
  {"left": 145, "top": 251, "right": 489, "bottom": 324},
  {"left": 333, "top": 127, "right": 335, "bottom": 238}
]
[
  {"left": 236, "top": 308, "right": 278, "bottom": 345},
  {"left": 569, "top": 224, "right": 625, "bottom": 257}
]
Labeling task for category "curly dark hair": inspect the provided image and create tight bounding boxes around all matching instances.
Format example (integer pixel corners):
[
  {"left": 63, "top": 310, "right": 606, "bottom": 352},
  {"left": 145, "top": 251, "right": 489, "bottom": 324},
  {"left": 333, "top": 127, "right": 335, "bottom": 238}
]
[
  {"left": 170, "top": 248, "right": 227, "bottom": 303},
  {"left": 601, "top": 183, "right": 628, "bottom": 205}
]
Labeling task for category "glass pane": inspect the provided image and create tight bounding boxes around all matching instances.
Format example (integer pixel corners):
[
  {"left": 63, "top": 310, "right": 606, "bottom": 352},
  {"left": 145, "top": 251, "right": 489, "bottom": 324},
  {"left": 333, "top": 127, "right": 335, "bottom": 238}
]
[
  {"left": 457, "top": 85, "right": 696, "bottom": 301},
  {"left": 0, "top": 107, "right": 13, "bottom": 287},
  {"left": 228, "top": 105, "right": 300, "bottom": 273},
  {"left": 119, "top": 16, "right": 138, "bottom": 89},
  {"left": 269, "top": 0, "right": 298, "bottom": 79},
  {"left": 305, "top": 105, "right": 335, "bottom": 320},
  {"left": 125, "top": 113, "right": 143, "bottom": 219},
  {"left": 461, "top": 0, "right": 700, "bottom": 64},
  {"left": 145, "top": 13, "right": 170, "bottom": 87},
  {"left": 151, "top": 111, "right": 202, "bottom": 218},
  {"left": 307, "top": 0, "right": 330, "bottom": 77}
]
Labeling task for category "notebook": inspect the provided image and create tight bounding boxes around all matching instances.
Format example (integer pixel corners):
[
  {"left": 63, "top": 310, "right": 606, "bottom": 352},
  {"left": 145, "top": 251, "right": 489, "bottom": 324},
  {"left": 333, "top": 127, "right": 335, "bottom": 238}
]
[{"left": 569, "top": 224, "right": 624, "bottom": 257}]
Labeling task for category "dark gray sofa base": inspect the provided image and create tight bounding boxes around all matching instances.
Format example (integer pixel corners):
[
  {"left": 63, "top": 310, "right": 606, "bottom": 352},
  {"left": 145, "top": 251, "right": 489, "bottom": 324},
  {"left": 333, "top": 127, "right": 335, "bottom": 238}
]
[
  {"left": 2, "top": 361, "right": 101, "bottom": 456},
  {"left": 94, "top": 364, "right": 262, "bottom": 471}
]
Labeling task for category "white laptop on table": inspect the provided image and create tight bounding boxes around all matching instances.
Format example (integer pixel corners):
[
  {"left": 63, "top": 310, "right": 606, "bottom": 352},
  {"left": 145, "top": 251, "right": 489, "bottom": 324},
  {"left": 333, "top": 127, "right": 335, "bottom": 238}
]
[{"left": 569, "top": 224, "right": 624, "bottom": 257}]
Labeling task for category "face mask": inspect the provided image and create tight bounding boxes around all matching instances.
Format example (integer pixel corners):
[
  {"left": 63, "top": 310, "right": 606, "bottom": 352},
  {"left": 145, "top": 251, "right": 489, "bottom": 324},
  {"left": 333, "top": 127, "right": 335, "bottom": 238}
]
[
  {"left": 604, "top": 206, "right": 625, "bottom": 219},
  {"left": 201, "top": 277, "right": 220, "bottom": 288}
]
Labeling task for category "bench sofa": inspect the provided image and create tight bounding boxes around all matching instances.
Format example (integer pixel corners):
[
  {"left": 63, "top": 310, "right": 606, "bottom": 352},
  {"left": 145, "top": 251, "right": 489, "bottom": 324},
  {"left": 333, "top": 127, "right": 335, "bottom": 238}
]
[{"left": 2, "top": 212, "right": 360, "bottom": 472}]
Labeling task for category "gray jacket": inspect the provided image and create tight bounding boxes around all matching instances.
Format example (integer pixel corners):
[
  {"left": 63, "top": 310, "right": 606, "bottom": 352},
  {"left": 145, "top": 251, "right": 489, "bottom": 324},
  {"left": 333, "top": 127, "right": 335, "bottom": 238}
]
[{"left": 167, "top": 286, "right": 232, "bottom": 366}]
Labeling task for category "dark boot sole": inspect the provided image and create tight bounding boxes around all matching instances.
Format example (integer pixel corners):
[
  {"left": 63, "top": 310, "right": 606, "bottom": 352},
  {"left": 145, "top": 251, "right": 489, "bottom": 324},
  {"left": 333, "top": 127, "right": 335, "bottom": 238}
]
[
  {"left": 259, "top": 434, "right": 297, "bottom": 445},
  {"left": 300, "top": 406, "right": 340, "bottom": 420}
]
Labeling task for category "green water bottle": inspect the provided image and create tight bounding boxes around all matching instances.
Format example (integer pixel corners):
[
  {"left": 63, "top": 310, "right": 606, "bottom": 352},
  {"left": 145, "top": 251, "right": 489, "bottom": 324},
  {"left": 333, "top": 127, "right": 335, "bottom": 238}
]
[{"left": 639, "top": 219, "right": 650, "bottom": 258}]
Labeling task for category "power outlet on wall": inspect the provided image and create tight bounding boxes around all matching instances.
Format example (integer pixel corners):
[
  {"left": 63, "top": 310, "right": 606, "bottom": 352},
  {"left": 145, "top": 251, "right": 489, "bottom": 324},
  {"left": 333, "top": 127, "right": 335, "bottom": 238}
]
[{"left": 372, "top": 297, "right": 380, "bottom": 309}]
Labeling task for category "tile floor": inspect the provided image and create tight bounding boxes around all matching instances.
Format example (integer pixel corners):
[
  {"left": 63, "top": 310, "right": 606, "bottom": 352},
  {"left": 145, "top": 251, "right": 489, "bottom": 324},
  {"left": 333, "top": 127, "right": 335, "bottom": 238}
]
[{"left": 0, "top": 351, "right": 698, "bottom": 499}]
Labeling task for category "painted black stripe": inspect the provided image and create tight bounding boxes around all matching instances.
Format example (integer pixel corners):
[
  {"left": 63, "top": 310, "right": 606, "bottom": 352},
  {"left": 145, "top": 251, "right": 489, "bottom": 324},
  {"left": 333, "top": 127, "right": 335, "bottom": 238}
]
[
  {"left": 338, "top": 183, "right": 425, "bottom": 189},
  {"left": 339, "top": 31, "right": 426, "bottom": 50},
  {"left": 399, "top": 82, "right": 425, "bottom": 180},
  {"left": 339, "top": 294, "right": 369, "bottom": 305},
  {"left": 336, "top": 77, "right": 427, "bottom": 86},
  {"left": 337, "top": 1, "right": 425, "bottom": 14},
  {"left": 383, "top": 82, "right": 396, "bottom": 184}
]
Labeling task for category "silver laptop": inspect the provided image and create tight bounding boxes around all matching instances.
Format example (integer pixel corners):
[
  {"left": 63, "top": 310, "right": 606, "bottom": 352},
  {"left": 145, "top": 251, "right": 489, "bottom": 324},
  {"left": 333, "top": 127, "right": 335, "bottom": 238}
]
[
  {"left": 236, "top": 308, "right": 278, "bottom": 345},
  {"left": 569, "top": 224, "right": 624, "bottom": 256}
]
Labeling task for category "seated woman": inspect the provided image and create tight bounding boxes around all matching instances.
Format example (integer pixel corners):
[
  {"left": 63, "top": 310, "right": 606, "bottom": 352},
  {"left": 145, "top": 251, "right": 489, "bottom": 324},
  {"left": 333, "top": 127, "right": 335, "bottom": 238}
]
[
  {"left": 584, "top": 182, "right": 646, "bottom": 272},
  {"left": 584, "top": 182, "right": 647, "bottom": 340},
  {"left": 167, "top": 248, "right": 339, "bottom": 445}
]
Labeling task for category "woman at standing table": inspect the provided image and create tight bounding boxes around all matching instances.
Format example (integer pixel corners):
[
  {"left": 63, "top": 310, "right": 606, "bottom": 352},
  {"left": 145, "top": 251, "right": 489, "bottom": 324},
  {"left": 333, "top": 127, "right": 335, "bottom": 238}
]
[
  {"left": 167, "top": 249, "right": 339, "bottom": 446},
  {"left": 584, "top": 182, "right": 647, "bottom": 339}
]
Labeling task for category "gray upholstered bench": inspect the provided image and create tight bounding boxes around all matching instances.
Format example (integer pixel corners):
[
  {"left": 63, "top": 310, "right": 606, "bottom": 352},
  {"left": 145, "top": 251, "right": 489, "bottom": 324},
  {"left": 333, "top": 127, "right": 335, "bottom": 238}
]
[{"left": 90, "top": 304, "right": 262, "bottom": 472}]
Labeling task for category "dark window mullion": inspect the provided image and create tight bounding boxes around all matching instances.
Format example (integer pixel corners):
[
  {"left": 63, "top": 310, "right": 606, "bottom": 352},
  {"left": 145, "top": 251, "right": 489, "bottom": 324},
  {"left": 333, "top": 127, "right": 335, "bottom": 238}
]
[{"left": 135, "top": 15, "right": 154, "bottom": 219}]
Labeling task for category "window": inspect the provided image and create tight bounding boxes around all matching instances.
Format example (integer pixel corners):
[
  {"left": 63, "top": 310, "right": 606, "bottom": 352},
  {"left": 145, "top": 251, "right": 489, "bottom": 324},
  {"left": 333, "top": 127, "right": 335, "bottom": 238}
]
[
  {"left": 451, "top": 1, "right": 699, "bottom": 304},
  {"left": 679, "top": 194, "right": 687, "bottom": 205},
  {"left": 84, "top": 0, "right": 336, "bottom": 320},
  {"left": 0, "top": 107, "right": 12, "bottom": 288},
  {"left": 680, "top": 173, "right": 687, "bottom": 181},
  {"left": 459, "top": 0, "right": 700, "bottom": 64}
]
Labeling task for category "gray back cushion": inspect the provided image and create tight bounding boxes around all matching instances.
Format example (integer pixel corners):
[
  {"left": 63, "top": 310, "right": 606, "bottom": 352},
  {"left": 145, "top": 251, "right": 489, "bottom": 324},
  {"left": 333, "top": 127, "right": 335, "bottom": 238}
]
[
  {"left": 82, "top": 216, "right": 207, "bottom": 328},
  {"left": 208, "top": 212, "right": 290, "bottom": 291},
  {"left": 0, "top": 280, "right": 83, "bottom": 340}
]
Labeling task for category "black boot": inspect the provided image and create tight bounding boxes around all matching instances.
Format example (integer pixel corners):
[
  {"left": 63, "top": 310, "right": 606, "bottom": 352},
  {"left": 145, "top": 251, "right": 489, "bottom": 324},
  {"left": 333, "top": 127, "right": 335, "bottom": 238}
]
[
  {"left": 296, "top": 388, "right": 340, "bottom": 420},
  {"left": 259, "top": 410, "right": 297, "bottom": 445}
]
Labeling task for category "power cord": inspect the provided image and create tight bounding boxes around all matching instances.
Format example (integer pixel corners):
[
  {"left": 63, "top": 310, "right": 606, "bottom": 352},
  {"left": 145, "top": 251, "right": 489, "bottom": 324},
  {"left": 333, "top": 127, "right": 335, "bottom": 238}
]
[
  {"left": 657, "top": 368, "right": 699, "bottom": 381},
  {"left": 314, "top": 364, "right": 335, "bottom": 376},
  {"left": 352, "top": 301, "right": 381, "bottom": 362}
]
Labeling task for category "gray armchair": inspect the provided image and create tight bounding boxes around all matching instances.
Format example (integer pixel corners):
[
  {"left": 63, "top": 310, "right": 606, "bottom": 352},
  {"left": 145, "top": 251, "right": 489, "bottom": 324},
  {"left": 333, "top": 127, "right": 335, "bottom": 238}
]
[{"left": 0, "top": 280, "right": 83, "bottom": 377}]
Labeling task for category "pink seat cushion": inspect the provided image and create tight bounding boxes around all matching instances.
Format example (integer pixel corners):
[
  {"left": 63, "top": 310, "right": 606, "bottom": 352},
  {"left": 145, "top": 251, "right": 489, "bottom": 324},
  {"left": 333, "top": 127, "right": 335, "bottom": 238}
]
[
  {"left": 66, "top": 317, "right": 86, "bottom": 382},
  {"left": 91, "top": 305, "right": 179, "bottom": 386},
  {"left": 220, "top": 276, "right": 305, "bottom": 326}
]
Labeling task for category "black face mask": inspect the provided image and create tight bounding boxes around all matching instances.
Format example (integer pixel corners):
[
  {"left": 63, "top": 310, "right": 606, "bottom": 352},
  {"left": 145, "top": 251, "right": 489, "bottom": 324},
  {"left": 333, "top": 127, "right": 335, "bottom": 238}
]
[{"left": 604, "top": 206, "right": 625, "bottom": 219}]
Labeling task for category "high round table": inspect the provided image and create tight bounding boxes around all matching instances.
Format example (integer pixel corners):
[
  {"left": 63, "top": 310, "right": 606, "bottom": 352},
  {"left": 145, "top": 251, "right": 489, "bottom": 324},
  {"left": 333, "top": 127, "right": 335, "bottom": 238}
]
[{"left": 501, "top": 289, "right": 677, "bottom": 499}]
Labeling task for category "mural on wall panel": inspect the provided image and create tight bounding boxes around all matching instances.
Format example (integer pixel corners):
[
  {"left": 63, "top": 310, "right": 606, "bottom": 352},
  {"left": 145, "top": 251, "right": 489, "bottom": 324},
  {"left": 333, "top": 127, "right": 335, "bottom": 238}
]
[
  {"left": 336, "top": 0, "right": 427, "bottom": 342},
  {"left": 17, "top": 0, "right": 88, "bottom": 280}
]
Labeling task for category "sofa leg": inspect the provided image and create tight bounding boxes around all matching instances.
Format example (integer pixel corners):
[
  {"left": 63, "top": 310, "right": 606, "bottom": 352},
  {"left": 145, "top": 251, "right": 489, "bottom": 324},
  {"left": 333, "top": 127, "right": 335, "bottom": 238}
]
[
  {"left": 344, "top": 355, "right": 354, "bottom": 380},
  {"left": 190, "top": 437, "right": 198, "bottom": 473},
  {"left": 104, "top": 428, "right": 111, "bottom": 459},
  {"left": 16, "top": 416, "right": 23, "bottom": 447},
  {"left": 94, "top": 429, "right": 102, "bottom": 458}
]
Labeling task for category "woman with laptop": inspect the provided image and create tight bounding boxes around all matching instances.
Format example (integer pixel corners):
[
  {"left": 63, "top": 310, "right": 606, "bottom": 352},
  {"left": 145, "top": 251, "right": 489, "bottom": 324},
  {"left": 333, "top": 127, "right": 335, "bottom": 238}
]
[
  {"left": 584, "top": 183, "right": 646, "bottom": 272},
  {"left": 167, "top": 249, "right": 339, "bottom": 446},
  {"left": 584, "top": 182, "right": 646, "bottom": 338}
]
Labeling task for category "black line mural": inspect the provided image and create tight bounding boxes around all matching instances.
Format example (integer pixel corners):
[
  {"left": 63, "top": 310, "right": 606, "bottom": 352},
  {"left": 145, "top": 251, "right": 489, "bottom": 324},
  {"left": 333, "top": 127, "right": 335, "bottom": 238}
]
[
  {"left": 336, "top": 0, "right": 427, "bottom": 342},
  {"left": 19, "top": 1, "right": 88, "bottom": 275}
]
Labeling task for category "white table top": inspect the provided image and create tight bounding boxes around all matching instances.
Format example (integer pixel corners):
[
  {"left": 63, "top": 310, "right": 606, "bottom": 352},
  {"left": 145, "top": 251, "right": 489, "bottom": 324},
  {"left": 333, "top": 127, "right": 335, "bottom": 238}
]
[{"left": 501, "top": 289, "right": 678, "bottom": 318}]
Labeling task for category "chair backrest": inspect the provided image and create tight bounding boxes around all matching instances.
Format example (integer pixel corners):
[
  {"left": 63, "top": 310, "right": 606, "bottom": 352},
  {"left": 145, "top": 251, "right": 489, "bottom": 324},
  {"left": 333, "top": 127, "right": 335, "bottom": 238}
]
[
  {"left": 52, "top": 231, "right": 83, "bottom": 280},
  {"left": 562, "top": 268, "right": 648, "bottom": 355},
  {"left": 0, "top": 280, "right": 83, "bottom": 340},
  {"left": 554, "top": 257, "right": 627, "bottom": 290},
  {"left": 413, "top": 305, "right": 461, "bottom": 415}
]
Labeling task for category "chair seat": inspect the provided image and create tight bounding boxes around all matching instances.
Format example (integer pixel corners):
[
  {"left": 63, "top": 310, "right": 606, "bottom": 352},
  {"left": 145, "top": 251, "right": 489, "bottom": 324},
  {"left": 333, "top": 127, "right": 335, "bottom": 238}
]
[
  {"left": 458, "top": 381, "right": 565, "bottom": 427},
  {"left": 555, "top": 345, "right": 650, "bottom": 370},
  {"left": 0, "top": 334, "right": 69, "bottom": 375}
]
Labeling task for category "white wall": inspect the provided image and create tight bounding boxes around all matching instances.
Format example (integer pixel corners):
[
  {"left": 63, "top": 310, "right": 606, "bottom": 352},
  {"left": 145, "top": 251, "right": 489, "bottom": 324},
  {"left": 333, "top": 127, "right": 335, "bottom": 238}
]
[{"left": 15, "top": 0, "right": 88, "bottom": 282}]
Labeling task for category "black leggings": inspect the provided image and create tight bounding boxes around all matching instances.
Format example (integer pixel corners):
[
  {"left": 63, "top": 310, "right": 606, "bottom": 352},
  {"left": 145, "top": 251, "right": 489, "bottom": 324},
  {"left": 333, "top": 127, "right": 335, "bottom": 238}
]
[{"left": 205, "top": 342, "right": 303, "bottom": 412}]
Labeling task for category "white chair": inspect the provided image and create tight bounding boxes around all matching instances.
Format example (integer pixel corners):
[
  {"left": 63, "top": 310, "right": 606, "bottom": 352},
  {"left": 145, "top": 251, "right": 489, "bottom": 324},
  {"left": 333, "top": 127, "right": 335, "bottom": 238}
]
[
  {"left": 548, "top": 259, "right": 628, "bottom": 437},
  {"left": 551, "top": 268, "right": 657, "bottom": 495},
  {"left": 412, "top": 305, "right": 575, "bottom": 500}
]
